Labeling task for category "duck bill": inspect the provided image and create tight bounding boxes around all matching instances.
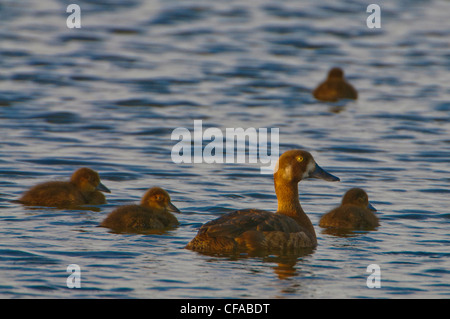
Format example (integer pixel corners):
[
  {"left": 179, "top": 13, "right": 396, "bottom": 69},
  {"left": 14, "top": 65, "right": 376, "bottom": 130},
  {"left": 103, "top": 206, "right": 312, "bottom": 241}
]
[
  {"left": 96, "top": 182, "right": 111, "bottom": 193},
  {"left": 367, "top": 202, "right": 377, "bottom": 212},
  {"left": 167, "top": 202, "right": 181, "bottom": 214},
  {"left": 310, "top": 164, "right": 340, "bottom": 182}
]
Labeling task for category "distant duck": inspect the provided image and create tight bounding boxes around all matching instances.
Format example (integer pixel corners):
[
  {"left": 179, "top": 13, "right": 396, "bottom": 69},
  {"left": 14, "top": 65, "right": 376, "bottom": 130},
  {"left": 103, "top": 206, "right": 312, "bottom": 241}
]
[
  {"left": 313, "top": 67, "right": 358, "bottom": 102},
  {"left": 185, "top": 150, "right": 340, "bottom": 254},
  {"left": 19, "top": 167, "right": 110, "bottom": 208},
  {"left": 100, "top": 187, "right": 180, "bottom": 234},
  {"left": 319, "top": 188, "right": 379, "bottom": 230}
]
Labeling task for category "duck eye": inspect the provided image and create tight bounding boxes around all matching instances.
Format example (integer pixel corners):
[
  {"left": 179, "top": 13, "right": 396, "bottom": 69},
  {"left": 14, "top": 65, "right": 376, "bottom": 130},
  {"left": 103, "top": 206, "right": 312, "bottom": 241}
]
[{"left": 296, "top": 156, "right": 304, "bottom": 162}]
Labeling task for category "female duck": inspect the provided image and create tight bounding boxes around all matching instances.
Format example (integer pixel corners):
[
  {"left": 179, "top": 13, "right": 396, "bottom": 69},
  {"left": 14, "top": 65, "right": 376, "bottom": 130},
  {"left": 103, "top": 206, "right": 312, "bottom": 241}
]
[
  {"left": 185, "top": 150, "right": 340, "bottom": 254},
  {"left": 319, "top": 188, "right": 379, "bottom": 230},
  {"left": 19, "top": 167, "right": 110, "bottom": 208},
  {"left": 313, "top": 67, "right": 358, "bottom": 102},
  {"left": 100, "top": 187, "right": 180, "bottom": 234}
]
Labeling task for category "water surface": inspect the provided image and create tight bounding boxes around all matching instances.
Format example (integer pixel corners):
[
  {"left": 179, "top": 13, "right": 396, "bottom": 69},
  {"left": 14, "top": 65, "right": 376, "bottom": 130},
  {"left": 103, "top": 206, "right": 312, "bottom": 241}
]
[{"left": 0, "top": 0, "right": 449, "bottom": 298}]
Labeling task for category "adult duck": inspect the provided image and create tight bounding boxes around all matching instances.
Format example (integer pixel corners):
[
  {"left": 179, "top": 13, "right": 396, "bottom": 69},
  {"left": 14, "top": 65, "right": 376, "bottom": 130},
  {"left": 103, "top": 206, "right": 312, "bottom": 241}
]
[{"left": 186, "top": 150, "right": 340, "bottom": 254}]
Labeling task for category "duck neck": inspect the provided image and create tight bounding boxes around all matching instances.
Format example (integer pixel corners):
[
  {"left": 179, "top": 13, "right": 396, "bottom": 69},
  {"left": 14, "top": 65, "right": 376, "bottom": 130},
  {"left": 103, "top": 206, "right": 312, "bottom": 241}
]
[
  {"left": 70, "top": 181, "right": 89, "bottom": 202},
  {"left": 274, "top": 178, "right": 316, "bottom": 239}
]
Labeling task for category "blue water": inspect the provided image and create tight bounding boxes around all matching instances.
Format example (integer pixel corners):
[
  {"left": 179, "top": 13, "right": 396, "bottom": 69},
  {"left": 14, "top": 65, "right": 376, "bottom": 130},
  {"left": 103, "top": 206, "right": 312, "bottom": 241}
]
[{"left": 0, "top": 0, "right": 449, "bottom": 298}]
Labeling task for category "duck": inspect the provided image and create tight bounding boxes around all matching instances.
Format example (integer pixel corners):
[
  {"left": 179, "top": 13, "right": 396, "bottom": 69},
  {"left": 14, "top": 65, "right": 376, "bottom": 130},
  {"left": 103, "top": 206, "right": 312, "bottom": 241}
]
[
  {"left": 313, "top": 67, "right": 358, "bottom": 102},
  {"left": 319, "top": 188, "right": 379, "bottom": 230},
  {"left": 19, "top": 167, "right": 110, "bottom": 208},
  {"left": 100, "top": 187, "right": 180, "bottom": 234},
  {"left": 185, "top": 150, "right": 340, "bottom": 254}
]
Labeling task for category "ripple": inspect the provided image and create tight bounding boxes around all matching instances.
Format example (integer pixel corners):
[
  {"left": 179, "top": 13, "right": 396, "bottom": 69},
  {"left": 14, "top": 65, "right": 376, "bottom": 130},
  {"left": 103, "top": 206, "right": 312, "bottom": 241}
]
[
  {"left": 0, "top": 91, "right": 36, "bottom": 107},
  {"left": 262, "top": 5, "right": 319, "bottom": 19},
  {"left": 114, "top": 98, "right": 201, "bottom": 108},
  {"left": 42, "top": 250, "right": 141, "bottom": 259},
  {"left": 434, "top": 101, "right": 450, "bottom": 112},
  {"left": 30, "top": 112, "right": 82, "bottom": 124},
  {"left": 58, "top": 33, "right": 104, "bottom": 43},
  {"left": 271, "top": 38, "right": 338, "bottom": 50},
  {"left": 323, "top": 145, "right": 382, "bottom": 154},
  {"left": 0, "top": 249, "right": 59, "bottom": 265},
  {"left": 22, "top": 158, "right": 117, "bottom": 167},
  {"left": 10, "top": 72, "right": 73, "bottom": 86},
  {"left": 149, "top": 5, "right": 210, "bottom": 25},
  {"left": 418, "top": 188, "right": 450, "bottom": 194},
  {"left": 385, "top": 251, "right": 450, "bottom": 258}
]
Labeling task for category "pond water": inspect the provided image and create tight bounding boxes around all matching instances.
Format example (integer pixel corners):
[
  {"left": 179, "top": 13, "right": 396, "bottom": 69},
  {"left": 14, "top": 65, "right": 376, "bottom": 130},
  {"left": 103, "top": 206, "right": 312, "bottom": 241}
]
[{"left": 0, "top": 0, "right": 449, "bottom": 299}]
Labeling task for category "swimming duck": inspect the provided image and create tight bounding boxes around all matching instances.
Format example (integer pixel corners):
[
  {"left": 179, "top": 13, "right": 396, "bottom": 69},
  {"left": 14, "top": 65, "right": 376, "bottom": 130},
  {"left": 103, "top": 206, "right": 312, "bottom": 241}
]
[
  {"left": 185, "top": 150, "right": 340, "bottom": 254},
  {"left": 100, "top": 187, "right": 180, "bottom": 233},
  {"left": 313, "top": 67, "right": 358, "bottom": 102},
  {"left": 19, "top": 167, "right": 110, "bottom": 208},
  {"left": 319, "top": 188, "right": 379, "bottom": 230}
]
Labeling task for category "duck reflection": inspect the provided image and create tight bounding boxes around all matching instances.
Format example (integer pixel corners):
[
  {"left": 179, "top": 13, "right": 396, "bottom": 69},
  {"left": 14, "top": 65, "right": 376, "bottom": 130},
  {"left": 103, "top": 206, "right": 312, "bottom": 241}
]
[{"left": 193, "top": 247, "right": 315, "bottom": 280}]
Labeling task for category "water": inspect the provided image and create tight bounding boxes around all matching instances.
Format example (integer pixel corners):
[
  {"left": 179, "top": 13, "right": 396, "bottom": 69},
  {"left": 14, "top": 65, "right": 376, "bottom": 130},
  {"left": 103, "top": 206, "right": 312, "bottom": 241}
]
[{"left": 0, "top": 0, "right": 449, "bottom": 299}]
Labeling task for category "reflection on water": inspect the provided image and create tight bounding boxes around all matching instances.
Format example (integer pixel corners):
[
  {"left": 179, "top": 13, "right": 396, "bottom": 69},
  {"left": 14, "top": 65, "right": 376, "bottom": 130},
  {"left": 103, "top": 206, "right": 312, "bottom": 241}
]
[
  {"left": 319, "top": 228, "right": 376, "bottom": 238},
  {"left": 0, "top": 0, "right": 449, "bottom": 298},
  {"left": 191, "top": 248, "right": 316, "bottom": 281},
  {"left": 265, "top": 253, "right": 314, "bottom": 281}
]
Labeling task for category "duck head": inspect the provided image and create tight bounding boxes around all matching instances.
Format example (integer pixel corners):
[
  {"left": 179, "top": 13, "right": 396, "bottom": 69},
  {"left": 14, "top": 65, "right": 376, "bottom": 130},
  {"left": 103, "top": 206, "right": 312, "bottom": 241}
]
[
  {"left": 274, "top": 150, "right": 340, "bottom": 184},
  {"left": 328, "top": 67, "right": 344, "bottom": 80},
  {"left": 141, "top": 187, "right": 180, "bottom": 213},
  {"left": 342, "top": 188, "right": 376, "bottom": 211},
  {"left": 71, "top": 167, "right": 111, "bottom": 193}
]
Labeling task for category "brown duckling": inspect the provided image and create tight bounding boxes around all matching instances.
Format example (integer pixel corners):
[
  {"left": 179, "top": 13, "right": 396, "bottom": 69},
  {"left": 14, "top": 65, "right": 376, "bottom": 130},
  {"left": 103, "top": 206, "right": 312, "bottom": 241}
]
[
  {"left": 185, "top": 150, "right": 340, "bottom": 254},
  {"left": 100, "top": 187, "right": 180, "bottom": 234},
  {"left": 19, "top": 167, "right": 110, "bottom": 208},
  {"left": 313, "top": 67, "right": 358, "bottom": 102},
  {"left": 319, "top": 188, "right": 379, "bottom": 230}
]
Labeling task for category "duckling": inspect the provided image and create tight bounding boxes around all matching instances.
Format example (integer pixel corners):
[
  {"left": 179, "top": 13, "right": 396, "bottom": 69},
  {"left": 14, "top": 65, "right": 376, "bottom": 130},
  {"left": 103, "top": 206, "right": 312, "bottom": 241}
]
[
  {"left": 319, "top": 188, "right": 379, "bottom": 230},
  {"left": 100, "top": 187, "right": 180, "bottom": 234},
  {"left": 19, "top": 167, "right": 110, "bottom": 208},
  {"left": 185, "top": 150, "right": 340, "bottom": 254},
  {"left": 313, "top": 67, "right": 358, "bottom": 102}
]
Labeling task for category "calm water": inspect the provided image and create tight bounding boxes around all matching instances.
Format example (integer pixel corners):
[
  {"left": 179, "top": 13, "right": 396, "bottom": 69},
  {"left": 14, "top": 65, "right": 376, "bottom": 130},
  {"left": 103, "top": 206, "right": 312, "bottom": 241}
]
[{"left": 0, "top": 0, "right": 449, "bottom": 299}]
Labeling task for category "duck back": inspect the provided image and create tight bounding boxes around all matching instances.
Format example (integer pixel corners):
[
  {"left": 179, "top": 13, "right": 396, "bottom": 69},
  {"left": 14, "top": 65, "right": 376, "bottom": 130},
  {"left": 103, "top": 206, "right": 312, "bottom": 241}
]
[
  {"left": 19, "top": 181, "right": 86, "bottom": 207},
  {"left": 19, "top": 167, "right": 109, "bottom": 208},
  {"left": 313, "top": 79, "right": 358, "bottom": 102},
  {"left": 185, "top": 209, "right": 317, "bottom": 254},
  {"left": 313, "top": 68, "right": 358, "bottom": 102},
  {"left": 319, "top": 206, "right": 379, "bottom": 229},
  {"left": 100, "top": 205, "right": 179, "bottom": 233}
]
